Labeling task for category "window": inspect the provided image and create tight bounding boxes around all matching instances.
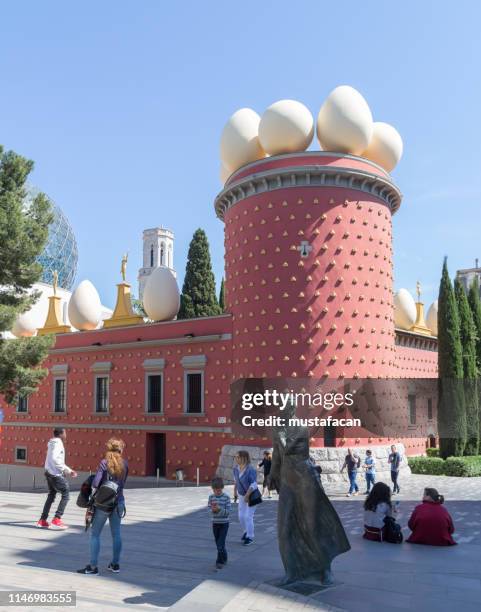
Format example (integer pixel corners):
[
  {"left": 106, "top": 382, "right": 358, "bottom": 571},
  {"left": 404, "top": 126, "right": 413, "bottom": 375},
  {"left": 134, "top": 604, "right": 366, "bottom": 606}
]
[
  {"left": 185, "top": 372, "right": 203, "bottom": 414},
  {"left": 17, "top": 395, "right": 28, "bottom": 413},
  {"left": 150, "top": 245, "right": 154, "bottom": 267},
  {"left": 160, "top": 242, "right": 165, "bottom": 265},
  {"left": 427, "top": 398, "right": 433, "bottom": 421},
  {"left": 147, "top": 374, "right": 163, "bottom": 413},
  {"left": 408, "top": 394, "right": 416, "bottom": 425},
  {"left": 15, "top": 447, "right": 27, "bottom": 462},
  {"left": 95, "top": 376, "right": 109, "bottom": 413},
  {"left": 54, "top": 379, "right": 66, "bottom": 412}
]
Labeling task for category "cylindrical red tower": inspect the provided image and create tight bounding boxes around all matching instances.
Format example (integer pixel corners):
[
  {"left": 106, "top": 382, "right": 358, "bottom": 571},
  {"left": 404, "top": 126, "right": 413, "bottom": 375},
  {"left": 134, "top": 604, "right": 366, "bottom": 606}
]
[{"left": 215, "top": 152, "right": 402, "bottom": 382}]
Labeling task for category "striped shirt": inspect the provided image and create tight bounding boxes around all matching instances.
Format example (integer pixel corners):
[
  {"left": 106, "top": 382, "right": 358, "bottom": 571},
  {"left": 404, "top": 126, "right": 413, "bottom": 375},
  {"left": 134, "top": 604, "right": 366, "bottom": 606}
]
[{"left": 208, "top": 493, "right": 231, "bottom": 524}]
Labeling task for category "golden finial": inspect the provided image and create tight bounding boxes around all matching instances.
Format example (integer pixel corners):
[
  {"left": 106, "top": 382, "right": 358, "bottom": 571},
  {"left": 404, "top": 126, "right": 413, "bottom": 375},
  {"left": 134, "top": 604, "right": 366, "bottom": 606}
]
[
  {"left": 121, "top": 253, "right": 128, "bottom": 282},
  {"left": 52, "top": 270, "right": 58, "bottom": 296}
]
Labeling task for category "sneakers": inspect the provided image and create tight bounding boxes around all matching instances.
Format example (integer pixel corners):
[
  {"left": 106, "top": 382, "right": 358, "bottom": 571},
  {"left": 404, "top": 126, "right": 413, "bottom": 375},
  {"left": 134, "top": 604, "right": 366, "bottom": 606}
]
[
  {"left": 353, "top": 491, "right": 359, "bottom": 496},
  {"left": 108, "top": 563, "right": 120, "bottom": 573},
  {"left": 215, "top": 562, "right": 224, "bottom": 569},
  {"left": 346, "top": 493, "right": 351, "bottom": 497},
  {"left": 36, "top": 519, "right": 49, "bottom": 529},
  {"left": 50, "top": 517, "right": 68, "bottom": 530},
  {"left": 243, "top": 538, "right": 254, "bottom": 546},
  {"left": 77, "top": 565, "right": 99, "bottom": 575},
  {"left": 241, "top": 532, "right": 247, "bottom": 542}
]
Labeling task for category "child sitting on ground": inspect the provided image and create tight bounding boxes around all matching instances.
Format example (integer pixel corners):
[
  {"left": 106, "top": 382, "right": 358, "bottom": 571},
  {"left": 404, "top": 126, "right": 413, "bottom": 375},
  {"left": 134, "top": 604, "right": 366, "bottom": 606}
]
[
  {"left": 407, "top": 487, "right": 456, "bottom": 546},
  {"left": 208, "top": 477, "right": 232, "bottom": 568}
]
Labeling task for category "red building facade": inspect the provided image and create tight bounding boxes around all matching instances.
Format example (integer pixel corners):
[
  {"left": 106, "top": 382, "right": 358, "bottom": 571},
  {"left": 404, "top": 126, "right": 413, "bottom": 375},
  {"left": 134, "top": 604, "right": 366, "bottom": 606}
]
[{"left": 0, "top": 153, "right": 438, "bottom": 481}]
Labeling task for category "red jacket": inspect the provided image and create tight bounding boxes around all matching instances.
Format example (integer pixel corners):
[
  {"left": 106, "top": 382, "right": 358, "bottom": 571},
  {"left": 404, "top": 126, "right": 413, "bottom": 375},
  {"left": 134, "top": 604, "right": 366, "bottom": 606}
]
[{"left": 407, "top": 501, "right": 456, "bottom": 546}]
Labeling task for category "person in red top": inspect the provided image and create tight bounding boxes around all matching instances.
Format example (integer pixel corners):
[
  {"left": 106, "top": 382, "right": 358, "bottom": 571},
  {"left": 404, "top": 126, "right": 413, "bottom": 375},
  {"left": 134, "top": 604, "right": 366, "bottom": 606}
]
[{"left": 407, "top": 487, "right": 456, "bottom": 546}]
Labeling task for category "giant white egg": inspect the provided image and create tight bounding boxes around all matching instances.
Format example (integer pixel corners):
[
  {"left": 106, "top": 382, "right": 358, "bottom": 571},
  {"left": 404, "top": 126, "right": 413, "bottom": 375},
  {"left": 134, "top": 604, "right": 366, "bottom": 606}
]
[
  {"left": 393, "top": 288, "right": 417, "bottom": 330},
  {"left": 258, "top": 99, "right": 314, "bottom": 155},
  {"left": 143, "top": 267, "right": 180, "bottom": 322},
  {"left": 220, "top": 108, "right": 266, "bottom": 173},
  {"left": 68, "top": 280, "right": 102, "bottom": 331},
  {"left": 426, "top": 300, "right": 438, "bottom": 336},
  {"left": 316, "top": 85, "right": 373, "bottom": 155},
  {"left": 220, "top": 162, "right": 231, "bottom": 185},
  {"left": 362, "top": 122, "right": 403, "bottom": 172},
  {"left": 12, "top": 310, "right": 38, "bottom": 337}
]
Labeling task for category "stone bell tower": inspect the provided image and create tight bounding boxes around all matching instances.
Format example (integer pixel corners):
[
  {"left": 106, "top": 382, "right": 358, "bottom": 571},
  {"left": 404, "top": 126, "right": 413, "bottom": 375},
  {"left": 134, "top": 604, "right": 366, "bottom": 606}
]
[{"left": 138, "top": 226, "right": 175, "bottom": 300}]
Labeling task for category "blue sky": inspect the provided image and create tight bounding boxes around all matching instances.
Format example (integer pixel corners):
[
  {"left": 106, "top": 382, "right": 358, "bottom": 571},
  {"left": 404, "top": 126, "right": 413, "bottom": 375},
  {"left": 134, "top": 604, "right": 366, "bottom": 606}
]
[{"left": 1, "top": 1, "right": 480, "bottom": 308}]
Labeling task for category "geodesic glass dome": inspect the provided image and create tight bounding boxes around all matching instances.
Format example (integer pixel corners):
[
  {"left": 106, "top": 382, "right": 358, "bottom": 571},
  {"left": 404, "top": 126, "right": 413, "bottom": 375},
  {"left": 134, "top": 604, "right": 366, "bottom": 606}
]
[{"left": 37, "top": 202, "right": 78, "bottom": 291}]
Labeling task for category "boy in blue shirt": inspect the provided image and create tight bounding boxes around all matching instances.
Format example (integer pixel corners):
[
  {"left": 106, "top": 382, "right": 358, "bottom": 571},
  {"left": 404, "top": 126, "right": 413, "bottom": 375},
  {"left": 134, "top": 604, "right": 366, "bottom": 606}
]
[{"left": 208, "top": 477, "right": 231, "bottom": 569}]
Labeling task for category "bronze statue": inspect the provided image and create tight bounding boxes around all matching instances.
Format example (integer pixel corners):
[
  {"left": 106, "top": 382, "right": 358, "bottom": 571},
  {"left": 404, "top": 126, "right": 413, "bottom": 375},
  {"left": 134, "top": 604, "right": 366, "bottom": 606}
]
[
  {"left": 270, "top": 405, "right": 351, "bottom": 587},
  {"left": 121, "top": 253, "right": 128, "bottom": 282}
]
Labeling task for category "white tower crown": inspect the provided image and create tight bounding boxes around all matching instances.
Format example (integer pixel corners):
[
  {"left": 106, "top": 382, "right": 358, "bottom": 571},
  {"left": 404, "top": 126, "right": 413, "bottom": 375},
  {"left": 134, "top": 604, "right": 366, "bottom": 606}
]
[{"left": 138, "top": 226, "right": 175, "bottom": 300}]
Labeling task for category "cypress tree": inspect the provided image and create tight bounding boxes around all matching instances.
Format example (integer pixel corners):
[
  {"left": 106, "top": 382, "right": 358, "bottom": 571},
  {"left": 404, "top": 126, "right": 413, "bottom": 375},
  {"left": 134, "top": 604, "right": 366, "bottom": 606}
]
[
  {"left": 178, "top": 229, "right": 221, "bottom": 319},
  {"left": 454, "top": 277, "right": 479, "bottom": 455},
  {"left": 467, "top": 277, "right": 481, "bottom": 449},
  {"left": 468, "top": 277, "right": 481, "bottom": 374},
  {"left": 437, "top": 258, "right": 466, "bottom": 458},
  {"left": 0, "top": 147, "right": 54, "bottom": 403},
  {"left": 219, "top": 277, "right": 225, "bottom": 312}
]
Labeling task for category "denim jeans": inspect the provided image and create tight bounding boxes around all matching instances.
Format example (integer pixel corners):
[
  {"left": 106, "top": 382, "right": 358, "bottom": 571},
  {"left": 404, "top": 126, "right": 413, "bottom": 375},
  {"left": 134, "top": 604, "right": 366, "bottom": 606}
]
[
  {"left": 41, "top": 472, "right": 70, "bottom": 520},
  {"left": 365, "top": 472, "right": 375, "bottom": 493},
  {"left": 90, "top": 502, "right": 124, "bottom": 567},
  {"left": 212, "top": 522, "right": 229, "bottom": 564},
  {"left": 238, "top": 496, "right": 257, "bottom": 539},
  {"left": 391, "top": 470, "right": 400, "bottom": 492},
  {"left": 348, "top": 471, "right": 359, "bottom": 494}
]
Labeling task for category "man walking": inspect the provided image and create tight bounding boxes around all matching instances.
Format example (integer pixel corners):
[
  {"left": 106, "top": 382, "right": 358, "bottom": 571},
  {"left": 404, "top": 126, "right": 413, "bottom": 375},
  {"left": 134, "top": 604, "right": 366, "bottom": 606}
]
[
  {"left": 37, "top": 428, "right": 77, "bottom": 530},
  {"left": 388, "top": 444, "right": 401, "bottom": 494}
]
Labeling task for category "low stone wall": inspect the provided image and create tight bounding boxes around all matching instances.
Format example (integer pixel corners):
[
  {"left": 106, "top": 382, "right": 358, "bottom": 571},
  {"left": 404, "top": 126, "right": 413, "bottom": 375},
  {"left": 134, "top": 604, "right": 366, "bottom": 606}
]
[{"left": 216, "top": 443, "right": 411, "bottom": 486}]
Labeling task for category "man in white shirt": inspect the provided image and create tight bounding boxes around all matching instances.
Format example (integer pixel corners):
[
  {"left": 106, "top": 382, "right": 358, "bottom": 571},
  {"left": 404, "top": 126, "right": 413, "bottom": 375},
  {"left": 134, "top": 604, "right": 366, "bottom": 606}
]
[{"left": 37, "top": 428, "right": 77, "bottom": 530}]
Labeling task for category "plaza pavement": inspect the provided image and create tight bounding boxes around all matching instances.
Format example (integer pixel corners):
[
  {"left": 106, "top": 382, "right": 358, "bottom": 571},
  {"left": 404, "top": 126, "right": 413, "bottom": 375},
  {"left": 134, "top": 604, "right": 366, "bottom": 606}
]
[{"left": 0, "top": 474, "right": 480, "bottom": 612}]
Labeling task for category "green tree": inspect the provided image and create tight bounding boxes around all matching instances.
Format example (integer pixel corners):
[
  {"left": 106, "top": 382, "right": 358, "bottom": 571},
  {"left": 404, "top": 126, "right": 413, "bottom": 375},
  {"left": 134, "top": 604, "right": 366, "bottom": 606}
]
[
  {"left": 437, "top": 258, "right": 466, "bottom": 458},
  {"left": 468, "top": 277, "right": 481, "bottom": 374},
  {"left": 219, "top": 277, "right": 225, "bottom": 312},
  {"left": 0, "top": 147, "right": 54, "bottom": 403},
  {"left": 131, "top": 295, "right": 147, "bottom": 318},
  {"left": 454, "top": 277, "right": 479, "bottom": 455},
  {"left": 178, "top": 229, "right": 221, "bottom": 319}
]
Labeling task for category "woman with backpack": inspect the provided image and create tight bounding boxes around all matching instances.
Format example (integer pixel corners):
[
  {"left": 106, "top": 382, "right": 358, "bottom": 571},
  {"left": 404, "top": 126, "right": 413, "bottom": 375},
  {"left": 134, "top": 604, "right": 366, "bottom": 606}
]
[
  {"left": 77, "top": 438, "right": 129, "bottom": 575},
  {"left": 363, "top": 482, "right": 401, "bottom": 543}
]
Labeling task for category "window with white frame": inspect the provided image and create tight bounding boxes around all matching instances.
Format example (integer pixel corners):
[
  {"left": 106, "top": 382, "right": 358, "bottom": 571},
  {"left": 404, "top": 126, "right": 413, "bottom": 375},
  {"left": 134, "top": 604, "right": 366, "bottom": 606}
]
[
  {"left": 143, "top": 358, "right": 165, "bottom": 413},
  {"left": 15, "top": 447, "right": 27, "bottom": 462},
  {"left": 181, "top": 354, "right": 206, "bottom": 415},
  {"left": 90, "top": 362, "right": 112, "bottom": 413},
  {"left": 54, "top": 378, "right": 67, "bottom": 412},
  {"left": 16, "top": 395, "right": 28, "bottom": 413}
]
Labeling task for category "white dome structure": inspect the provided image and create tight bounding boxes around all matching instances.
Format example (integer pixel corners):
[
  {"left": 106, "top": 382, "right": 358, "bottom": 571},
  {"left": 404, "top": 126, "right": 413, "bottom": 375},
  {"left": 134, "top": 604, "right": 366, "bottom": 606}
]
[
  {"left": 426, "top": 300, "right": 438, "bottom": 336},
  {"left": 68, "top": 280, "right": 102, "bottom": 331},
  {"left": 143, "top": 267, "right": 180, "bottom": 322},
  {"left": 258, "top": 99, "right": 314, "bottom": 156},
  {"left": 362, "top": 122, "right": 403, "bottom": 172},
  {"left": 220, "top": 108, "right": 266, "bottom": 173},
  {"left": 12, "top": 310, "right": 39, "bottom": 338},
  {"left": 393, "top": 288, "right": 417, "bottom": 330},
  {"left": 317, "top": 85, "right": 373, "bottom": 155}
]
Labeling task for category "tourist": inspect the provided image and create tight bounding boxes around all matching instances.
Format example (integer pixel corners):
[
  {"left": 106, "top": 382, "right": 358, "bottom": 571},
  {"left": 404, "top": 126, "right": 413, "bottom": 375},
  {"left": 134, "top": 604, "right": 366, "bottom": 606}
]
[
  {"left": 258, "top": 451, "right": 273, "bottom": 498},
  {"left": 407, "top": 488, "right": 456, "bottom": 546},
  {"left": 363, "top": 482, "right": 398, "bottom": 542},
  {"left": 340, "top": 448, "right": 361, "bottom": 496},
  {"left": 37, "top": 428, "right": 77, "bottom": 530},
  {"left": 363, "top": 450, "right": 376, "bottom": 494},
  {"left": 208, "top": 477, "right": 231, "bottom": 568},
  {"left": 77, "top": 438, "right": 129, "bottom": 575},
  {"left": 233, "top": 450, "right": 258, "bottom": 546},
  {"left": 388, "top": 445, "right": 402, "bottom": 494}
]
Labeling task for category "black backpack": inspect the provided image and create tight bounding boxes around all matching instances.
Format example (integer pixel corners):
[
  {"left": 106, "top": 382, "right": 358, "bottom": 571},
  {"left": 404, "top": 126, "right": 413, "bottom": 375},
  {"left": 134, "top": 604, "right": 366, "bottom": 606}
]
[
  {"left": 76, "top": 475, "right": 95, "bottom": 508},
  {"left": 383, "top": 516, "right": 403, "bottom": 544},
  {"left": 93, "top": 473, "right": 120, "bottom": 513}
]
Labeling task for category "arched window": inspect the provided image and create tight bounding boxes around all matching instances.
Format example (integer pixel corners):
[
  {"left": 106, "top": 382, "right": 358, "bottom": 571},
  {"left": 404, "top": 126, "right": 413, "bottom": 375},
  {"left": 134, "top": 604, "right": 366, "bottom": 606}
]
[
  {"left": 150, "top": 245, "right": 154, "bottom": 268},
  {"left": 160, "top": 242, "right": 165, "bottom": 265}
]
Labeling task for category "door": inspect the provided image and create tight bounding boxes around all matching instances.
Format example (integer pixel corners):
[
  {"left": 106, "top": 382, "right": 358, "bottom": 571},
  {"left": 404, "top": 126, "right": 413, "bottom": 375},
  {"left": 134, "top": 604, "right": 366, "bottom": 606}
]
[{"left": 147, "top": 433, "right": 166, "bottom": 477}]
